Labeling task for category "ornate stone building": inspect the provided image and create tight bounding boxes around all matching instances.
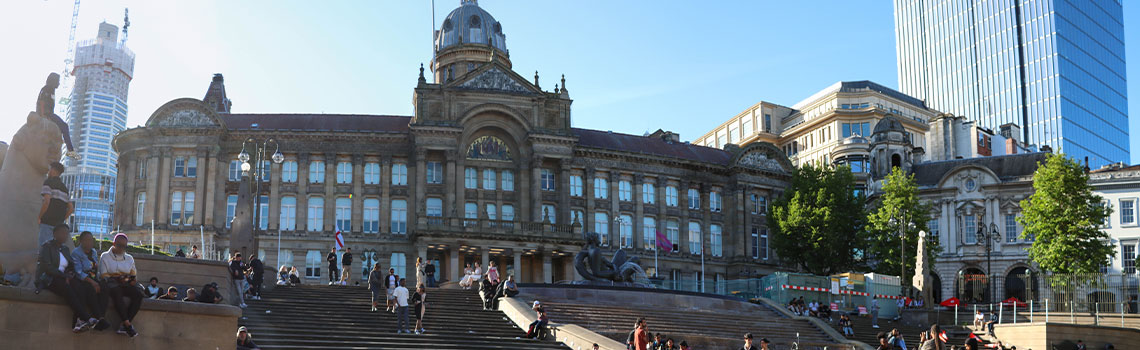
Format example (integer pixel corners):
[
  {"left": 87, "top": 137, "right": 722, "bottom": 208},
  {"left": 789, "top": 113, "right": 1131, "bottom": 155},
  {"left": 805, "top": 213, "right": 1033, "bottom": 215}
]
[{"left": 112, "top": 0, "right": 792, "bottom": 288}]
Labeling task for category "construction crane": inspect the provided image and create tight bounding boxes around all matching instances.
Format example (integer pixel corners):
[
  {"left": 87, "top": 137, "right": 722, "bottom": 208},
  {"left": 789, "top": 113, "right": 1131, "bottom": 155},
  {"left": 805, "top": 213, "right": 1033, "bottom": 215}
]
[
  {"left": 56, "top": 0, "right": 81, "bottom": 114},
  {"left": 120, "top": 8, "right": 129, "bottom": 46}
]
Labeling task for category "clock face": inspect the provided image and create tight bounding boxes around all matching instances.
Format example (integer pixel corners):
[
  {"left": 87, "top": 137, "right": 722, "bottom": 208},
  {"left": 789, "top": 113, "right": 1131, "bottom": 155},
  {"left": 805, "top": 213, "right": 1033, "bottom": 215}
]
[{"left": 965, "top": 179, "right": 977, "bottom": 192}]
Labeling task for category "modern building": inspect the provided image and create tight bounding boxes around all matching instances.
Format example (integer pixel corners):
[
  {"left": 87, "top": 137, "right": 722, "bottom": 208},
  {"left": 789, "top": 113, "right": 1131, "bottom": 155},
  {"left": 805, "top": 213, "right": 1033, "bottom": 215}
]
[
  {"left": 62, "top": 22, "right": 135, "bottom": 235},
  {"left": 112, "top": 0, "right": 792, "bottom": 289},
  {"left": 894, "top": 0, "right": 1129, "bottom": 168},
  {"left": 694, "top": 80, "right": 940, "bottom": 192}
]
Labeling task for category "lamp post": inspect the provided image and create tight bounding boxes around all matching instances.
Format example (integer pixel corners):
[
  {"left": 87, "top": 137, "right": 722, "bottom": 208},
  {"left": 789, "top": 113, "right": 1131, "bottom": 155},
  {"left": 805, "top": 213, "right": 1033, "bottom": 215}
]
[
  {"left": 889, "top": 215, "right": 915, "bottom": 296},
  {"left": 976, "top": 220, "right": 1001, "bottom": 303},
  {"left": 238, "top": 137, "right": 284, "bottom": 267}
]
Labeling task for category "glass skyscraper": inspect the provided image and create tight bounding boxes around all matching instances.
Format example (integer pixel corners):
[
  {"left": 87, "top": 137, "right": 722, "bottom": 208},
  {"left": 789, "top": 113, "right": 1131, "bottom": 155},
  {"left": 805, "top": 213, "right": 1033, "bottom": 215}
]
[
  {"left": 62, "top": 22, "right": 135, "bottom": 235},
  {"left": 894, "top": 0, "right": 1128, "bottom": 167}
]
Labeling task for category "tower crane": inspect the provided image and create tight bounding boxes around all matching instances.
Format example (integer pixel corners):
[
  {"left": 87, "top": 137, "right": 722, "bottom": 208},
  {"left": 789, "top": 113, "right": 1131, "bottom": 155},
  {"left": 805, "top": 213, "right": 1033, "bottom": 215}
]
[
  {"left": 120, "top": 8, "right": 129, "bottom": 46},
  {"left": 56, "top": 0, "right": 81, "bottom": 114}
]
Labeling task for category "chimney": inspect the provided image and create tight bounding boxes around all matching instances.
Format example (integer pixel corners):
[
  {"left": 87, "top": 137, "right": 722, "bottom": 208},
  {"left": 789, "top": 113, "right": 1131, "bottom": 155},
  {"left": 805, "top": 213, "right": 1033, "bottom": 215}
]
[{"left": 1000, "top": 123, "right": 1021, "bottom": 144}]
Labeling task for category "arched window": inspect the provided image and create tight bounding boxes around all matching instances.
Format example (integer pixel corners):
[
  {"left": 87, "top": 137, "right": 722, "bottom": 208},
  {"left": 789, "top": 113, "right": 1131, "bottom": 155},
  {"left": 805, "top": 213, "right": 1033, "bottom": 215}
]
[
  {"left": 891, "top": 154, "right": 902, "bottom": 169},
  {"left": 466, "top": 136, "right": 512, "bottom": 161}
]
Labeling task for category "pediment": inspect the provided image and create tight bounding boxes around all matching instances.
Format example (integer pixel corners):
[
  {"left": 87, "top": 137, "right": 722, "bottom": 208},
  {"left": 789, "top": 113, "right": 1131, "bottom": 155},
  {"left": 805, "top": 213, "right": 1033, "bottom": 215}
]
[
  {"left": 732, "top": 142, "right": 793, "bottom": 175},
  {"left": 449, "top": 63, "right": 540, "bottom": 95},
  {"left": 145, "top": 98, "right": 225, "bottom": 129}
]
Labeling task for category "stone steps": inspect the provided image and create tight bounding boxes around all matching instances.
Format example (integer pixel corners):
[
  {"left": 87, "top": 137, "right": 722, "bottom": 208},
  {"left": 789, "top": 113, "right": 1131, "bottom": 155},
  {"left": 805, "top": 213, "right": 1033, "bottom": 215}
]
[{"left": 240, "top": 285, "right": 566, "bottom": 350}]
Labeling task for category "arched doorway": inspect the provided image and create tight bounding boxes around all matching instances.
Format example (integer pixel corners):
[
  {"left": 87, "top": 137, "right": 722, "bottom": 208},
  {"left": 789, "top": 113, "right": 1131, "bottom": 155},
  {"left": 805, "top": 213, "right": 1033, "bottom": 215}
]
[
  {"left": 958, "top": 267, "right": 988, "bottom": 304},
  {"left": 1004, "top": 267, "right": 1038, "bottom": 301},
  {"left": 929, "top": 273, "right": 943, "bottom": 303}
]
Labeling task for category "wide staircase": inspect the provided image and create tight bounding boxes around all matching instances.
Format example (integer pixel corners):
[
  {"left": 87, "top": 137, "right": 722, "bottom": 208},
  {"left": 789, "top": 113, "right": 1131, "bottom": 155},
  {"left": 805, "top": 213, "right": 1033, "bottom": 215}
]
[
  {"left": 821, "top": 310, "right": 989, "bottom": 348},
  {"left": 241, "top": 285, "right": 567, "bottom": 349},
  {"left": 540, "top": 299, "right": 838, "bottom": 349}
]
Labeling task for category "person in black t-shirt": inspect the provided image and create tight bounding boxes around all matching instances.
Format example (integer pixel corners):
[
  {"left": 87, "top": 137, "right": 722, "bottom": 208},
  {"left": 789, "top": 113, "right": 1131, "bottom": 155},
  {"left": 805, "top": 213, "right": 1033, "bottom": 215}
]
[
  {"left": 39, "top": 162, "right": 74, "bottom": 247},
  {"left": 339, "top": 248, "right": 353, "bottom": 285},
  {"left": 326, "top": 248, "right": 339, "bottom": 285},
  {"left": 424, "top": 261, "right": 436, "bottom": 288},
  {"left": 247, "top": 255, "right": 264, "bottom": 300}
]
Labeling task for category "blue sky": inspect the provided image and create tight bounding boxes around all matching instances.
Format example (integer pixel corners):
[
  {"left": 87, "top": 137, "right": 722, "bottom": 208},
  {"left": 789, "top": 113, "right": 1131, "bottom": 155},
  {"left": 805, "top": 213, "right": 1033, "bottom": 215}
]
[{"left": 1, "top": 1, "right": 1138, "bottom": 163}]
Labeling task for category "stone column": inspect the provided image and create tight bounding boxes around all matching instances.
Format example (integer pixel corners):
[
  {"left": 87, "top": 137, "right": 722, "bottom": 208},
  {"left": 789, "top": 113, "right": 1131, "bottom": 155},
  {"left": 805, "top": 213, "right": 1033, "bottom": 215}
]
[
  {"left": 558, "top": 160, "right": 571, "bottom": 225},
  {"left": 610, "top": 172, "right": 620, "bottom": 247},
  {"left": 352, "top": 154, "right": 364, "bottom": 233},
  {"left": 195, "top": 148, "right": 209, "bottom": 226},
  {"left": 323, "top": 156, "right": 335, "bottom": 232},
  {"left": 203, "top": 148, "right": 218, "bottom": 226},
  {"left": 445, "top": 150, "right": 457, "bottom": 220},
  {"left": 268, "top": 151, "right": 281, "bottom": 231},
  {"left": 633, "top": 174, "right": 644, "bottom": 249},
  {"left": 414, "top": 149, "right": 427, "bottom": 216},
  {"left": 530, "top": 155, "right": 543, "bottom": 222},
  {"left": 211, "top": 151, "right": 227, "bottom": 229},
  {"left": 679, "top": 180, "right": 691, "bottom": 252},
  {"left": 584, "top": 167, "right": 595, "bottom": 231},
  {"left": 380, "top": 156, "right": 392, "bottom": 234},
  {"left": 117, "top": 155, "right": 136, "bottom": 226},
  {"left": 296, "top": 154, "right": 310, "bottom": 231},
  {"left": 449, "top": 246, "right": 461, "bottom": 282},
  {"left": 701, "top": 183, "right": 712, "bottom": 256},
  {"left": 519, "top": 157, "right": 531, "bottom": 224},
  {"left": 657, "top": 177, "right": 668, "bottom": 250},
  {"left": 513, "top": 251, "right": 523, "bottom": 281},
  {"left": 542, "top": 252, "right": 553, "bottom": 284},
  {"left": 156, "top": 147, "right": 173, "bottom": 225},
  {"left": 481, "top": 247, "right": 490, "bottom": 272}
]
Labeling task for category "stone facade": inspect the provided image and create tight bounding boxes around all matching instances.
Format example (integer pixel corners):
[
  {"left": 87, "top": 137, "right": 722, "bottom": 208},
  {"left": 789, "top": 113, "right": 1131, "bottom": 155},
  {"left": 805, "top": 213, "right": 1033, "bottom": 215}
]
[{"left": 111, "top": 1, "right": 791, "bottom": 289}]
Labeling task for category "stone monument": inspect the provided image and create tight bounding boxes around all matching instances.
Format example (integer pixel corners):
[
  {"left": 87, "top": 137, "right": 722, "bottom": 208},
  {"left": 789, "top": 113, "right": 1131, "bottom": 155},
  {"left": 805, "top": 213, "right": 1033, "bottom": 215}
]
[
  {"left": 912, "top": 230, "right": 932, "bottom": 306},
  {"left": 228, "top": 174, "right": 256, "bottom": 260},
  {"left": 572, "top": 231, "right": 651, "bottom": 287},
  {"left": 0, "top": 141, "right": 8, "bottom": 172},
  {"left": 0, "top": 112, "right": 64, "bottom": 287}
]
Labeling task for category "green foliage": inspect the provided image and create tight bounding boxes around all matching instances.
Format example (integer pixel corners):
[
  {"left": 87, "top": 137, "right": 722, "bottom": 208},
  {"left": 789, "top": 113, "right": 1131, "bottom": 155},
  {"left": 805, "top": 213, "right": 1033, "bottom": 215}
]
[
  {"left": 1018, "top": 153, "right": 1113, "bottom": 274},
  {"left": 866, "top": 167, "right": 933, "bottom": 284},
  {"left": 71, "top": 236, "right": 172, "bottom": 257},
  {"left": 768, "top": 163, "right": 867, "bottom": 275}
]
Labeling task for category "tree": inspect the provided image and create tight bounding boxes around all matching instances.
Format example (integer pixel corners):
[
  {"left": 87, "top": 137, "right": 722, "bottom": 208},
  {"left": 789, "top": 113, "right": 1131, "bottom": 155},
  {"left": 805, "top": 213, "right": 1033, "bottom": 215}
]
[
  {"left": 768, "top": 163, "right": 867, "bottom": 275},
  {"left": 1018, "top": 153, "right": 1113, "bottom": 274},
  {"left": 866, "top": 166, "right": 933, "bottom": 286}
]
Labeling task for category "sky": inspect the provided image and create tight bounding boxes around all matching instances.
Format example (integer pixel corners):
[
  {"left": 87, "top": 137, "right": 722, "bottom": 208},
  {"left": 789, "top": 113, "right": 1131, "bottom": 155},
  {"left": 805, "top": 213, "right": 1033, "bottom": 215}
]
[{"left": 0, "top": 1, "right": 1138, "bottom": 164}]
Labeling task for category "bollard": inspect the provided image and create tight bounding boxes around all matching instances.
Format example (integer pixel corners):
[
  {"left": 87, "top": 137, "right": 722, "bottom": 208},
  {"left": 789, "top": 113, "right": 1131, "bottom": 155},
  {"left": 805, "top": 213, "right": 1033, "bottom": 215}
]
[
  {"left": 955, "top": 304, "right": 958, "bottom": 326},
  {"left": 1070, "top": 300, "right": 1074, "bottom": 324},
  {"left": 1045, "top": 299, "right": 1049, "bottom": 323},
  {"left": 1123, "top": 301, "right": 1127, "bottom": 328},
  {"left": 1013, "top": 300, "right": 1017, "bottom": 324},
  {"left": 999, "top": 302, "right": 1003, "bottom": 324},
  {"left": 1095, "top": 302, "right": 1099, "bottom": 326},
  {"left": 1030, "top": 300, "right": 1034, "bottom": 323}
]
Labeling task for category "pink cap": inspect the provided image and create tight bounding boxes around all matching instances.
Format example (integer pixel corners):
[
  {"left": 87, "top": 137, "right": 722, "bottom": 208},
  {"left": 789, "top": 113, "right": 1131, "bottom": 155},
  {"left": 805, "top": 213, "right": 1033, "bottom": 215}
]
[{"left": 112, "top": 233, "right": 128, "bottom": 243}]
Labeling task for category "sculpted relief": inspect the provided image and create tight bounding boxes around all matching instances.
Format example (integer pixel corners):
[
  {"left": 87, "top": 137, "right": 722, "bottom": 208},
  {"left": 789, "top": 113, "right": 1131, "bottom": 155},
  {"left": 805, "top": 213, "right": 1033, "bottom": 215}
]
[
  {"left": 738, "top": 151, "right": 786, "bottom": 174},
  {"left": 156, "top": 109, "right": 217, "bottom": 128},
  {"left": 458, "top": 67, "right": 532, "bottom": 94}
]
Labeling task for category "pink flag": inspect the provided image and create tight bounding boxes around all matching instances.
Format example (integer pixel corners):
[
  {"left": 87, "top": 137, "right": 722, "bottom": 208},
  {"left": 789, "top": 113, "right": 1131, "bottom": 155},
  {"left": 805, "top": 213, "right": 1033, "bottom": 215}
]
[
  {"left": 655, "top": 230, "right": 672, "bottom": 252},
  {"left": 334, "top": 225, "right": 345, "bottom": 251}
]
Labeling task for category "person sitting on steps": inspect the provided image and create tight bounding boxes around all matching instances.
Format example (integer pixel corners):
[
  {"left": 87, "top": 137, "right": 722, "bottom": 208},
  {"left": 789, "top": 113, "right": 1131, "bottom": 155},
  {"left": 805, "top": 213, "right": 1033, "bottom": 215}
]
[
  {"left": 98, "top": 233, "right": 143, "bottom": 337},
  {"left": 36, "top": 224, "right": 98, "bottom": 333}
]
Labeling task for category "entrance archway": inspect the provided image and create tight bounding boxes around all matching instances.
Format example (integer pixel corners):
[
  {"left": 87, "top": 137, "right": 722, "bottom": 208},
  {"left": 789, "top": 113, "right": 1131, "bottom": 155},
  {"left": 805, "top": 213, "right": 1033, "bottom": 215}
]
[
  {"left": 929, "top": 273, "right": 943, "bottom": 303},
  {"left": 958, "top": 267, "right": 988, "bottom": 303},
  {"left": 1004, "top": 267, "right": 1038, "bottom": 301}
]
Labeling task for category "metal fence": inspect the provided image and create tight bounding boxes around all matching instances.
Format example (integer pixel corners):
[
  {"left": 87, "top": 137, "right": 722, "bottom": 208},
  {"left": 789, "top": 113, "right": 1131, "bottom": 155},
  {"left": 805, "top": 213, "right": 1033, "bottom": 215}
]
[{"left": 940, "top": 272, "right": 1140, "bottom": 329}]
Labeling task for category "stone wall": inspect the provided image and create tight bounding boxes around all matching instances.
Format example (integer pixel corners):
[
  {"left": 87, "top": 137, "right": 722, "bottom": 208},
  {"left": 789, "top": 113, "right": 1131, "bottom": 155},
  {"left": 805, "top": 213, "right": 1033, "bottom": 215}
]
[
  {"left": 0, "top": 285, "right": 240, "bottom": 349},
  {"left": 994, "top": 323, "right": 1140, "bottom": 350},
  {"left": 135, "top": 254, "right": 239, "bottom": 304}
]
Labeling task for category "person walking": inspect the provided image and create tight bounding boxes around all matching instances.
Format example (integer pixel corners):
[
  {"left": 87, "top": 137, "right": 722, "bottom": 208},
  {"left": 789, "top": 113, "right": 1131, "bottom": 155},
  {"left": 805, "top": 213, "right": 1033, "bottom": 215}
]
[
  {"left": 368, "top": 263, "right": 383, "bottom": 312},
  {"left": 36, "top": 224, "right": 97, "bottom": 333},
  {"left": 229, "top": 252, "right": 248, "bottom": 308},
  {"left": 394, "top": 278, "right": 410, "bottom": 334},
  {"left": 740, "top": 332, "right": 760, "bottom": 350},
  {"left": 248, "top": 254, "right": 264, "bottom": 300},
  {"left": 415, "top": 257, "right": 426, "bottom": 288},
  {"left": 99, "top": 233, "right": 144, "bottom": 337},
  {"left": 39, "top": 162, "right": 74, "bottom": 247},
  {"left": 632, "top": 317, "right": 650, "bottom": 350},
  {"left": 339, "top": 248, "right": 353, "bottom": 285},
  {"left": 871, "top": 296, "right": 881, "bottom": 328},
  {"left": 411, "top": 284, "right": 427, "bottom": 334},
  {"left": 386, "top": 268, "right": 399, "bottom": 313},
  {"left": 424, "top": 259, "right": 436, "bottom": 288},
  {"left": 326, "top": 248, "right": 339, "bottom": 285}
]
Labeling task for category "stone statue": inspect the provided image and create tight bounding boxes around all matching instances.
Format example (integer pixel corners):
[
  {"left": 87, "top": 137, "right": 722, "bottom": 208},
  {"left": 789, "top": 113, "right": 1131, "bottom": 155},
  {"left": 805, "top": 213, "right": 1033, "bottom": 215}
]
[
  {"left": 0, "top": 112, "right": 65, "bottom": 287},
  {"left": 912, "top": 230, "right": 931, "bottom": 306},
  {"left": 572, "top": 232, "right": 650, "bottom": 286},
  {"left": 0, "top": 141, "right": 8, "bottom": 172}
]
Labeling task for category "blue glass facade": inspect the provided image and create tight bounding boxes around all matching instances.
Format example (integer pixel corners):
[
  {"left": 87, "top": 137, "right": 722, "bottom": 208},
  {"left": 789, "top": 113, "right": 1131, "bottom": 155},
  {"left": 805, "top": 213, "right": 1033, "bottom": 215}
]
[{"left": 894, "top": 0, "right": 1128, "bottom": 167}]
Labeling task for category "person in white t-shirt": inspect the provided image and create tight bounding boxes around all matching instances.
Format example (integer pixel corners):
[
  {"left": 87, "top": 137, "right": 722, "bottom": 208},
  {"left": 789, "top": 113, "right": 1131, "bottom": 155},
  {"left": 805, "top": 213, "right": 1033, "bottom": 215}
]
[
  {"left": 99, "top": 233, "right": 143, "bottom": 338},
  {"left": 393, "top": 278, "right": 410, "bottom": 333}
]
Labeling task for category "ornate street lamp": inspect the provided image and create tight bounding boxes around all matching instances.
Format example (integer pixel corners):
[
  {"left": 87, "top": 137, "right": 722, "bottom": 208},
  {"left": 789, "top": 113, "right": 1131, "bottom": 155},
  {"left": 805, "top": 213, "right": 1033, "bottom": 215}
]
[
  {"left": 976, "top": 220, "right": 1001, "bottom": 303},
  {"left": 238, "top": 137, "right": 284, "bottom": 266}
]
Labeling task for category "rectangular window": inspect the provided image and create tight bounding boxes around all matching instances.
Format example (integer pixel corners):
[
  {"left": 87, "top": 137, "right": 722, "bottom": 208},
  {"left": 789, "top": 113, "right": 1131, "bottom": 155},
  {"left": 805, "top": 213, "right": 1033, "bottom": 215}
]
[
  {"left": 174, "top": 157, "right": 186, "bottom": 177},
  {"left": 763, "top": 114, "right": 772, "bottom": 132},
  {"left": 229, "top": 160, "right": 241, "bottom": 181},
  {"left": 666, "top": 186, "right": 679, "bottom": 207},
  {"left": 710, "top": 191, "right": 722, "bottom": 212},
  {"left": 257, "top": 195, "right": 267, "bottom": 230},
  {"left": 280, "top": 196, "right": 297, "bottom": 231},
  {"left": 751, "top": 228, "right": 759, "bottom": 259},
  {"left": 170, "top": 191, "right": 183, "bottom": 226},
  {"left": 307, "top": 197, "right": 324, "bottom": 232},
  {"left": 619, "top": 214, "right": 633, "bottom": 248},
  {"left": 688, "top": 222, "right": 702, "bottom": 255},
  {"left": 928, "top": 219, "right": 939, "bottom": 245},
  {"left": 643, "top": 217, "right": 657, "bottom": 250},
  {"left": 619, "top": 180, "right": 632, "bottom": 201},
  {"left": 643, "top": 182, "right": 656, "bottom": 204},
  {"left": 502, "top": 204, "right": 515, "bottom": 222},
  {"left": 486, "top": 203, "right": 497, "bottom": 221},
  {"left": 309, "top": 161, "right": 325, "bottom": 184},
  {"left": 226, "top": 195, "right": 237, "bottom": 228},
  {"left": 542, "top": 204, "right": 557, "bottom": 224},
  {"left": 482, "top": 169, "right": 496, "bottom": 190},
  {"left": 336, "top": 162, "right": 352, "bottom": 184},
  {"left": 964, "top": 215, "right": 977, "bottom": 244},
  {"left": 666, "top": 220, "right": 680, "bottom": 251},
  {"left": 1005, "top": 214, "right": 1019, "bottom": 242},
  {"left": 390, "top": 199, "right": 407, "bottom": 234},
  {"left": 464, "top": 202, "right": 478, "bottom": 219},
  {"left": 363, "top": 199, "right": 379, "bottom": 233},
  {"left": 1123, "top": 244, "right": 1136, "bottom": 274},
  {"left": 390, "top": 253, "right": 407, "bottom": 280},
  {"left": 135, "top": 192, "right": 146, "bottom": 226},
  {"left": 335, "top": 197, "right": 351, "bottom": 231},
  {"left": 500, "top": 171, "right": 514, "bottom": 191},
  {"left": 761, "top": 228, "right": 769, "bottom": 260},
  {"left": 426, "top": 198, "right": 443, "bottom": 217},
  {"left": 187, "top": 157, "right": 197, "bottom": 177},
  {"left": 282, "top": 161, "right": 298, "bottom": 183},
  {"left": 687, "top": 188, "right": 700, "bottom": 210},
  {"left": 595, "top": 212, "right": 609, "bottom": 246},
  {"left": 1121, "top": 199, "right": 1136, "bottom": 225},
  {"left": 364, "top": 162, "right": 380, "bottom": 185},
  {"left": 427, "top": 161, "right": 443, "bottom": 184},
  {"left": 260, "top": 161, "right": 271, "bottom": 182},
  {"left": 594, "top": 177, "right": 609, "bottom": 199},
  {"left": 710, "top": 224, "right": 722, "bottom": 257},
  {"left": 305, "top": 250, "right": 321, "bottom": 278},
  {"left": 137, "top": 158, "right": 147, "bottom": 179},
  {"left": 391, "top": 163, "right": 408, "bottom": 185},
  {"left": 464, "top": 168, "right": 477, "bottom": 189},
  {"left": 541, "top": 169, "right": 556, "bottom": 191},
  {"left": 570, "top": 176, "right": 583, "bottom": 197}
]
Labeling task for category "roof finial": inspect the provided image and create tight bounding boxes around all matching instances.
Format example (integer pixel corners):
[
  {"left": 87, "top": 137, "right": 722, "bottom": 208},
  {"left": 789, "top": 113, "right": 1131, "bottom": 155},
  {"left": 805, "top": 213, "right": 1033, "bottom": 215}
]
[
  {"left": 418, "top": 63, "right": 426, "bottom": 84},
  {"left": 554, "top": 84, "right": 560, "bottom": 94},
  {"left": 534, "top": 71, "right": 540, "bottom": 89},
  {"left": 561, "top": 74, "right": 567, "bottom": 91},
  {"left": 461, "top": 0, "right": 477, "bottom": 5}
]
